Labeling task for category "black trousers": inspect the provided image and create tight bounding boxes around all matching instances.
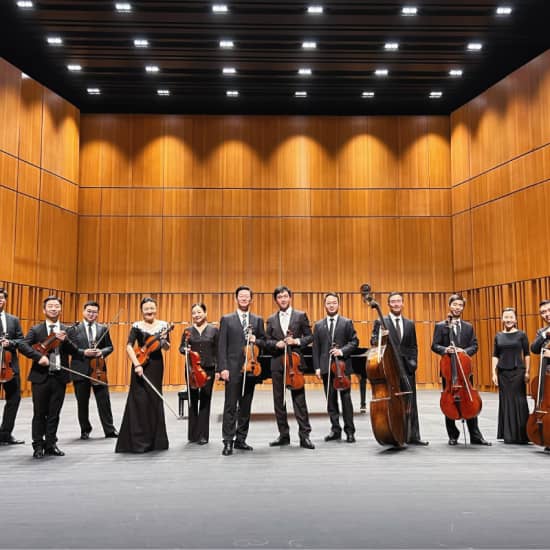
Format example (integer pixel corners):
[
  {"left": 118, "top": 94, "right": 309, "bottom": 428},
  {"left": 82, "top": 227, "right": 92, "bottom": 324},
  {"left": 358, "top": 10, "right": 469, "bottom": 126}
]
[
  {"left": 404, "top": 371, "right": 423, "bottom": 443},
  {"left": 221, "top": 375, "right": 256, "bottom": 443},
  {"left": 188, "top": 368, "right": 215, "bottom": 442},
  {"left": 359, "top": 370, "right": 367, "bottom": 408},
  {"left": 31, "top": 376, "right": 66, "bottom": 449},
  {"left": 321, "top": 373, "right": 355, "bottom": 435},
  {"left": 73, "top": 380, "right": 116, "bottom": 435},
  {"left": 0, "top": 373, "right": 22, "bottom": 440},
  {"left": 271, "top": 367, "right": 311, "bottom": 440}
]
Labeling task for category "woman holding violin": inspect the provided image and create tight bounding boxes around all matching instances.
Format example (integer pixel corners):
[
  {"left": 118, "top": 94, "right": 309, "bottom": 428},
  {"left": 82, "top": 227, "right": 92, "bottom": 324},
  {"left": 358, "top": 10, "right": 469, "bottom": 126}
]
[
  {"left": 116, "top": 297, "right": 170, "bottom": 453},
  {"left": 312, "top": 293, "right": 359, "bottom": 443},
  {"left": 178, "top": 303, "right": 218, "bottom": 445},
  {"left": 266, "top": 286, "right": 315, "bottom": 450},
  {"left": 491, "top": 307, "right": 530, "bottom": 444}
]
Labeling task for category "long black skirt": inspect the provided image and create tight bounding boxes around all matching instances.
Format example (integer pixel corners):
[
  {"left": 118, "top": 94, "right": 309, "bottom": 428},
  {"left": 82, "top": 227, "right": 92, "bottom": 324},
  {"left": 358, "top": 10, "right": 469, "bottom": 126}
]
[{"left": 497, "top": 368, "right": 529, "bottom": 444}]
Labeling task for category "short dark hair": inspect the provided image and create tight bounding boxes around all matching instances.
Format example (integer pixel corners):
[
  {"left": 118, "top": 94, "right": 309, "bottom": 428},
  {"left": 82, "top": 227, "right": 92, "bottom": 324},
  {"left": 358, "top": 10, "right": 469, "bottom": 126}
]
[
  {"left": 539, "top": 300, "right": 550, "bottom": 309},
  {"left": 448, "top": 293, "right": 465, "bottom": 306},
  {"left": 191, "top": 302, "right": 207, "bottom": 313},
  {"left": 0, "top": 288, "right": 7, "bottom": 299},
  {"left": 387, "top": 292, "right": 403, "bottom": 303},
  {"left": 273, "top": 285, "right": 292, "bottom": 300},
  {"left": 83, "top": 301, "right": 100, "bottom": 310},
  {"left": 324, "top": 292, "right": 339, "bottom": 302},
  {"left": 43, "top": 295, "right": 62, "bottom": 308},
  {"left": 502, "top": 307, "right": 516, "bottom": 316},
  {"left": 140, "top": 297, "right": 157, "bottom": 309},
  {"left": 235, "top": 285, "right": 253, "bottom": 298}
]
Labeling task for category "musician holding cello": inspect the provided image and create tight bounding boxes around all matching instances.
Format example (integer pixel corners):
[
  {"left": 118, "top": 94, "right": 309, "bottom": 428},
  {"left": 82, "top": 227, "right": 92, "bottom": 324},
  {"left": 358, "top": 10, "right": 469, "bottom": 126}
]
[
  {"left": 178, "top": 303, "right": 218, "bottom": 445},
  {"left": 431, "top": 294, "right": 490, "bottom": 446},
  {"left": 313, "top": 292, "right": 359, "bottom": 443},
  {"left": 19, "top": 295, "right": 77, "bottom": 458},
  {"left": 0, "top": 288, "right": 25, "bottom": 446},
  {"left": 266, "top": 286, "right": 315, "bottom": 450}
]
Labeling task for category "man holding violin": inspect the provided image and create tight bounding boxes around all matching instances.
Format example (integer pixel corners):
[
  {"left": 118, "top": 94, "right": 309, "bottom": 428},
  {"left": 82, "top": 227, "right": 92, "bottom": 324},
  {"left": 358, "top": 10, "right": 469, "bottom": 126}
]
[
  {"left": 19, "top": 295, "right": 77, "bottom": 459},
  {"left": 0, "top": 288, "right": 25, "bottom": 446},
  {"left": 313, "top": 292, "right": 359, "bottom": 443},
  {"left": 266, "top": 285, "right": 315, "bottom": 450},
  {"left": 70, "top": 301, "right": 117, "bottom": 440},
  {"left": 217, "top": 285, "right": 266, "bottom": 456}
]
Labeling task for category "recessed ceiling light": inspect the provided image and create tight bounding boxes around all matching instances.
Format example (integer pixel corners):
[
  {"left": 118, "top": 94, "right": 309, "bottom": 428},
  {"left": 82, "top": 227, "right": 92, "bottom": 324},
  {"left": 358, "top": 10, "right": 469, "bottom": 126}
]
[
  {"left": 298, "top": 68, "right": 312, "bottom": 76},
  {"left": 401, "top": 6, "right": 417, "bottom": 16},
  {"left": 496, "top": 6, "right": 512, "bottom": 15},
  {"left": 223, "top": 67, "right": 237, "bottom": 75},
  {"left": 449, "top": 69, "right": 463, "bottom": 77},
  {"left": 375, "top": 69, "right": 389, "bottom": 76},
  {"left": 226, "top": 90, "right": 239, "bottom": 97},
  {"left": 295, "top": 91, "right": 307, "bottom": 98},
  {"left": 384, "top": 42, "right": 399, "bottom": 50},
  {"left": 87, "top": 88, "right": 101, "bottom": 95},
  {"left": 212, "top": 4, "right": 228, "bottom": 13},
  {"left": 21, "top": 73, "right": 30, "bottom": 79},
  {"left": 134, "top": 39, "right": 149, "bottom": 48},
  {"left": 145, "top": 65, "right": 160, "bottom": 73},
  {"left": 219, "top": 40, "right": 234, "bottom": 49},
  {"left": 307, "top": 5, "right": 323, "bottom": 14},
  {"left": 115, "top": 2, "right": 132, "bottom": 12},
  {"left": 467, "top": 42, "right": 483, "bottom": 51},
  {"left": 67, "top": 64, "right": 82, "bottom": 72},
  {"left": 302, "top": 41, "right": 317, "bottom": 49},
  {"left": 47, "top": 36, "right": 63, "bottom": 46},
  {"left": 430, "top": 91, "right": 443, "bottom": 98},
  {"left": 17, "top": 1, "right": 33, "bottom": 8},
  {"left": 362, "top": 91, "right": 375, "bottom": 98},
  {"left": 157, "top": 89, "right": 170, "bottom": 96}
]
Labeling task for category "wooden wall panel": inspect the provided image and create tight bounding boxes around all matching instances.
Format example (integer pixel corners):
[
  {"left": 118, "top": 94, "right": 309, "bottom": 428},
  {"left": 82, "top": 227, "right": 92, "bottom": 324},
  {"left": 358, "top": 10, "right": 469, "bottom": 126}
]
[
  {"left": 0, "top": 59, "right": 21, "bottom": 156},
  {"left": 13, "top": 194, "right": 39, "bottom": 285},
  {"left": 17, "top": 160, "right": 40, "bottom": 198},
  {"left": 398, "top": 116, "right": 429, "bottom": 188},
  {"left": 18, "top": 78, "right": 43, "bottom": 166},
  {"left": 0, "top": 187, "right": 16, "bottom": 281},
  {"left": 0, "top": 150, "right": 17, "bottom": 190}
]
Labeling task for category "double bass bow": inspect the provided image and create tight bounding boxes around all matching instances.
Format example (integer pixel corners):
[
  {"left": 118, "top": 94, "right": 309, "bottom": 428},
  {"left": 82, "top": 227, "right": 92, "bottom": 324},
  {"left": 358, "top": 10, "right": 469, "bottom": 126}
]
[{"left": 361, "top": 283, "right": 411, "bottom": 448}]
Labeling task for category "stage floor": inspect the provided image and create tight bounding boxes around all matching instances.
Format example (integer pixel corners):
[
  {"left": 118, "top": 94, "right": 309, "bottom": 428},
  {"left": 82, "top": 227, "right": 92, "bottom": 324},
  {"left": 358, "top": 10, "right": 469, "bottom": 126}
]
[{"left": 0, "top": 387, "right": 547, "bottom": 550}]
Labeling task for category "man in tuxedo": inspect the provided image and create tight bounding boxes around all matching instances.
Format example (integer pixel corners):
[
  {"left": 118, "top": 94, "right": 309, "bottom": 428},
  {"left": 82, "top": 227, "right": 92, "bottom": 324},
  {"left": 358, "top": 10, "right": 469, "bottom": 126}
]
[
  {"left": 313, "top": 292, "right": 359, "bottom": 443},
  {"left": 370, "top": 292, "right": 428, "bottom": 445},
  {"left": 71, "top": 301, "right": 117, "bottom": 440},
  {"left": 529, "top": 299, "right": 550, "bottom": 453},
  {"left": 0, "top": 288, "right": 25, "bottom": 446},
  {"left": 431, "top": 293, "right": 490, "bottom": 446},
  {"left": 217, "top": 286, "right": 266, "bottom": 456},
  {"left": 266, "top": 285, "right": 314, "bottom": 449},
  {"left": 19, "top": 295, "right": 77, "bottom": 458}
]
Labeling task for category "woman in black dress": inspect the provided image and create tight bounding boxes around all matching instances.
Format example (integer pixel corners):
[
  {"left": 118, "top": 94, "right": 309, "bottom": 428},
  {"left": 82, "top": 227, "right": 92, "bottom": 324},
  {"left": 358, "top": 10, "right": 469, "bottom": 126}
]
[
  {"left": 491, "top": 307, "right": 531, "bottom": 444},
  {"left": 116, "top": 297, "right": 170, "bottom": 453},
  {"left": 179, "top": 303, "right": 218, "bottom": 445}
]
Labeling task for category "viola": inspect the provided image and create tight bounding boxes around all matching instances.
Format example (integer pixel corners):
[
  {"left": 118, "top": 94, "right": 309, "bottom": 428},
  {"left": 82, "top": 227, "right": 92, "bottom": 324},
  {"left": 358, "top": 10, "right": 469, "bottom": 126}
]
[
  {"left": 135, "top": 323, "right": 174, "bottom": 366},
  {"left": 183, "top": 329, "right": 210, "bottom": 390},
  {"left": 361, "top": 283, "right": 411, "bottom": 447},
  {"left": 0, "top": 337, "right": 14, "bottom": 384},
  {"left": 284, "top": 330, "right": 304, "bottom": 391},
  {"left": 242, "top": 325, "right": 261, "bottom": 377},
  {"left": 526, "top": 337, "right": 550, "bottom": 448},
  {"left": 330, "top": 344, "right": 350, "bottom": 391}
]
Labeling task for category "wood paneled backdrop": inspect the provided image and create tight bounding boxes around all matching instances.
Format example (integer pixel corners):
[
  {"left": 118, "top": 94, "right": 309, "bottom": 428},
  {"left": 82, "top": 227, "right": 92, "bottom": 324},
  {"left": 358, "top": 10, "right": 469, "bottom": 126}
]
[{"left": 1, "top": 50, "right": 549, "bottom": 397}]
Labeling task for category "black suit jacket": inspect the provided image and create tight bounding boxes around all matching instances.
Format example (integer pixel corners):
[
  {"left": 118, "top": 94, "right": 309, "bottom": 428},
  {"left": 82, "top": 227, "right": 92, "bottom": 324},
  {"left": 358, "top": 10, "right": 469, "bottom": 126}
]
[
  {"left": 265, "top": 309, "right": 313, "bottom": 372},
  {"left": 19, "top": 322, "right": 76, "bottom": 384},
  {"left": 312, "top": 316, "right": 359, "bottom": 375},
  {"left": 371, "top": 316, "right": 418, "bottom": 375},
  {"left": 1, "top": 313, "right": 24, "bottom": 375},
  {"left": 70, "top": 322, "right": 114, "bottom": 380},
  {"left": 431, "top": 319, "right": 478, "bottom": 357},
  {"left": 217, "top": 312, "right": 266, "bottom": 378}
]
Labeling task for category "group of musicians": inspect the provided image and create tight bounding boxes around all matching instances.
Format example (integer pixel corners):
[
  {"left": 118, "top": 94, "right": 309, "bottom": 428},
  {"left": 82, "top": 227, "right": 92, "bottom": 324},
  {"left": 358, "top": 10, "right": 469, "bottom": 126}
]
[{"left": 1, "top": 285, "right": 549, "bottom": 458}]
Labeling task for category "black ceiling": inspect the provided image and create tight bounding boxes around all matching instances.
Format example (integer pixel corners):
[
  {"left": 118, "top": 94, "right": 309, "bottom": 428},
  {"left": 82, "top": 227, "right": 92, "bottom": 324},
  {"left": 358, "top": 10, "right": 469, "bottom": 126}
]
[{"left": 1, "top": 0, "right": 549, "bottom": 115}]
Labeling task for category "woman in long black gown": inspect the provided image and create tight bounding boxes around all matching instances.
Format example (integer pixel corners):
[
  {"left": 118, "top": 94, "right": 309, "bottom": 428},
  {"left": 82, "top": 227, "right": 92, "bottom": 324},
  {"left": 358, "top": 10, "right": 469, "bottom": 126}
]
[
  {"left": 491, "top": 307, "right": 531, "bottom": 444},
  {"left": 116, "top": 297, "right": 170, "bottom": 453}
]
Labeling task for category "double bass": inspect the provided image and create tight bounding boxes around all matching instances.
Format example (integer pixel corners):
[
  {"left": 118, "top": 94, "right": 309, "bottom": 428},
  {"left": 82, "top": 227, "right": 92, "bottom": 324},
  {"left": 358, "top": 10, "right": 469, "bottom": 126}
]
[
  {"left": 526, "top": 333, "right": 550, "bottom": 448},
  {"left": 361, "top": 283, "right": 411, "bottom": 447}
]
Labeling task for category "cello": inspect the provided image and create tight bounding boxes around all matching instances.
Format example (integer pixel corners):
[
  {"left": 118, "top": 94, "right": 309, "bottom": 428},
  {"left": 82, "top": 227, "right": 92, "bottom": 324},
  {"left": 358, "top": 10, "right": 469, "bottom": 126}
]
[
  {"left": 526, "top": 332, "right": 550, "bottom": 448},
  {"left": 361, "top": 283, "right": 411, "bottom": 447}
]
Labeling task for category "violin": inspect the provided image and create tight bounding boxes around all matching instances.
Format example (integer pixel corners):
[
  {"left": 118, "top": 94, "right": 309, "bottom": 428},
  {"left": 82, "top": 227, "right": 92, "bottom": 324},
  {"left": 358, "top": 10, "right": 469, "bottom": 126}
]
[
  {"left": 183, "top": 329, "right": 210, "bottom": 390},
  {"left": 526, "top": 335, "right": 550, "bottom": 448},
  {"left": 330, "top": 343, "right": 350, "bottom": 391},
  {"left": 0, "top": 335, "right": 14, "bottom": 384},
  {"left": 88, "top": 342, "right": 108, "bottom": 385},
  {"left": 135, "top": 323, "right": 174, "bottom": 366},
  {"left": 242, "top": 325, "right": 261, "bottom": 377},
  {"left": 439, "top": 316, "right": 482, "bottom": 421},
  {"left": 32, "top": 330, "right": 64, "bottom": 356},
  {"left": 284, "top": 330, "right": 304, "bottom": 391},
  {"left": 361, "top": 283, "right": 411, "bottom": 447}
]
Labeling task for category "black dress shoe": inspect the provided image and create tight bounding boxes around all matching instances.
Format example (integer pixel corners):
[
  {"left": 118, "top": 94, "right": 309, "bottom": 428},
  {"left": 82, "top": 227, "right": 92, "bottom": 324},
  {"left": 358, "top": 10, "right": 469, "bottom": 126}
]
[
  {"left": 299, "top": 437, "right": 315, "bottom": 449},
  {"left": 471, "top": 438, "right": 491, "bottom": 446},
  {"left": 45, "top": 445, "right": 65, "bottom": 456},
  {"left": 197, "top": 437, "right": 208, "bottom": 445},
  {"left": 33, "top": 447, "right": 44, "bottom": 459},
  {"left": 222, "top": 441, "right": 233, "bottom": 456},
  {"left": 269, "top": 436, "right": 290, "bottom": 447},
  {"left": 234, "top": 441, "right": 253, "bottom": 451},
  {"left": 80, "top": 432, "right": 90, "bottom": 440},
  {"left": 409, "top": 439, "right": 429, "bottom": 446},
  {"left": 448, "top": 438, "right": 458, "bottom": 446},
  {"left": 346, "top": 434, "right": 356, "bottom": 443},
  {"left": 324, "top": 431, "right": 342, "bottom": 442},
  {"left": 105, "top": 431, "right": 118, "bottom": 438},
  {"left": 6, "top": 436, "right": 25, "bottom": 445},
  {"left": 544, "top": 447, "right": 550, "bottom": 454}
]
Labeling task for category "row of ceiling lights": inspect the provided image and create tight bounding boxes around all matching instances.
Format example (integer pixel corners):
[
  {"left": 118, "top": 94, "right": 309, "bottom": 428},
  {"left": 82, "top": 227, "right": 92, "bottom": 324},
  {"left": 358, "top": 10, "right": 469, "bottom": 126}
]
[{"left": 15, "top": 0, "right": 513, "bottom": 101}]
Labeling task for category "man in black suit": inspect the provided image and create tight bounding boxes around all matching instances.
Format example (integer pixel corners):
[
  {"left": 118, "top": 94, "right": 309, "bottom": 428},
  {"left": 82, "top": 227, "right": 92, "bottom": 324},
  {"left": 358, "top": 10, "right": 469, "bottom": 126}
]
[
  {"left": 266, "top": 285, "right": 314, "bottom": 449},
  {"left": 71, "top": 301, "right": 117, "bottom": 440},
  {"left": 19, "top": 295, "right": 76, "bottom": 458},
  {"left": 431, "top": 293, "right": 490, "bottom": 446},
  {"left": 217, "top": 286, "right": 266, "bottom": 456},
  {"left": 370, "top": 292, "right": 428, "bottom": 445},
  {"left": 313, "top": 292, "right": 359, "bottom": 443},
  {"left": 0, "top": 288, "right": 25, "bottom": 446}
]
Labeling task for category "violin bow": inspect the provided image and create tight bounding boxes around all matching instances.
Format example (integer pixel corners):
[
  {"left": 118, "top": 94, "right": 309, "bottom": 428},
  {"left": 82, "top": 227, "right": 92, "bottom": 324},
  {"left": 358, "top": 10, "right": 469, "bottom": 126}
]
[
  {"left": 141, "top": 372, "right": 182, "bottom": 420},
  {"left": 92, "top": 308, "right": 124, "bottom": 349},
  {"left": 47, "top": 361, "right": 109, "bottom": 386}
]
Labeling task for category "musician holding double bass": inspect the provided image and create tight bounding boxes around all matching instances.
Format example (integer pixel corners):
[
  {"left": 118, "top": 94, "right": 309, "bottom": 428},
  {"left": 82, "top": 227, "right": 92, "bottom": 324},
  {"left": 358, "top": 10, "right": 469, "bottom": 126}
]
[
  {"left": 431, "top": 294, "right": 490, "bottom": 446},
  {"left": 266, "top": 286, "right": 315, "bottom": 450}
]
